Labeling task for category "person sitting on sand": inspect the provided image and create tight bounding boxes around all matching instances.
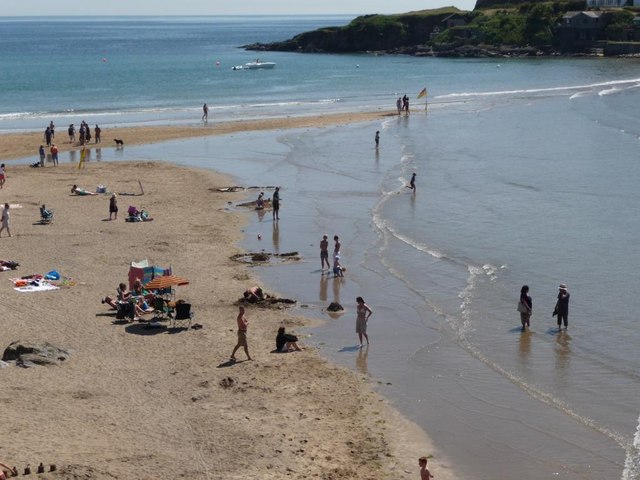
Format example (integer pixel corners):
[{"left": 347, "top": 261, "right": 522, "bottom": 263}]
[
  {"left": 0, "top": 462, "right": 18, "bottom": 480},
  {"left": 256, "top": 192, "right": 265, "bottom": 210},
  {"left": 243, "top": 286, "right": 265, "bottom": 303},
  {"left": 276, "top": 326, "right": 302, "bottom": 352},
  {"left": 71, "top": 184, "right": 97, "bottom": 196},
  {"left": 102, "top": 282, "right": 131, "bottom": 310},
  {"left": 333, "top": 255, "right": 345, "bottom": 277}
]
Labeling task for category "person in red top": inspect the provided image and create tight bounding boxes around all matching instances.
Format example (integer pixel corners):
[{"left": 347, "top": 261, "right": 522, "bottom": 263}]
[
  {"left": 50, "top": 144, "right": 59, "bottom": 166},
  {"left": 230, "top": 306, "right": 252, "bottom": 361}
]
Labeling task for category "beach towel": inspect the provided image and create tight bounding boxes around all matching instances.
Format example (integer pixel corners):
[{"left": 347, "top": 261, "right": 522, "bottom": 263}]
[{"left": 14, "top": 283, "right": 60, "bottom": 293}]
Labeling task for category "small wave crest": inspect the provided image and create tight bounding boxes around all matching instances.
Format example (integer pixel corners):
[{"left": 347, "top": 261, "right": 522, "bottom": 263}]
[
  {"left": 436, "top": 77, "right": 640, "bottom": 102},
  {"left": 622, "top": 415, "right": 640, "bottom": 480}
]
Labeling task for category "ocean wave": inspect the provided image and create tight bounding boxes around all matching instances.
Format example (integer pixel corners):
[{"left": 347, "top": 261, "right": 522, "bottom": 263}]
[{"left": 436, "top": 77, "right": 640, "bottom": 101}]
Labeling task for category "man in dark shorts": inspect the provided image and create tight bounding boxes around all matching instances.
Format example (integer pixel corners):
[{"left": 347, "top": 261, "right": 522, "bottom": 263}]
[{"left": 320, "top": 234, "right": 330, "bottom": 272}]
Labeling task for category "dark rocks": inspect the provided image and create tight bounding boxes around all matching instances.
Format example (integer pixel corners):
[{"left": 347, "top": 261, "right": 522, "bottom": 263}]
[
  {"left": 327, "top": 302, "right": 344, "bottom": 312},
  {"left": 2, "top": 341, "right": 70, "bottom": 367}
]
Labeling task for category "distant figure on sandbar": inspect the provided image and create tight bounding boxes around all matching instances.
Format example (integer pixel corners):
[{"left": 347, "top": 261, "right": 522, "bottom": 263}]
[
  {"left": 39, "top": 145, "right": 46, "bottom": 166},
  {"left": 202, "top": 103, "right": 209, "bottom": 122},
  {"left": 375, "top": 130, "right": 380, "bottom": 148},
  {"left": 518, "top": 285, "right": 532, "bottom": 332},
  {"left": 272, "top": 186, "right": 280, "bottom": 220},
  {"left": 553, "top": 284, "right": 570, "bottom": 331}
]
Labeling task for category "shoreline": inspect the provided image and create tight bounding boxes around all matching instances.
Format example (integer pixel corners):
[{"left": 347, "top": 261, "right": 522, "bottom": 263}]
[
  {"left": 0, "top": 154, "right": 452, "bottom": 477},
  {"left": 0, "top": 111, "right": 395, "bottom": 162}
]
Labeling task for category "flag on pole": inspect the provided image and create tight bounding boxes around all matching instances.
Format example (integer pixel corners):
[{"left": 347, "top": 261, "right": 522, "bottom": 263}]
[
  {"left": 417, "top": 87, "right": 427, "bottom": 99},
  {"left": 78, "top": 146, "right": 87, "bottom": 169}
]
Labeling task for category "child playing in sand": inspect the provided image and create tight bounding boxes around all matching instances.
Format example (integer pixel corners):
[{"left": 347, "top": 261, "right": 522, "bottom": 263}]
[
  {"left": 419, "top": 457, "right": 434, "bottom": 480},
  {"left": 333, "top": 255, "right": 344, "bottom": 277}
]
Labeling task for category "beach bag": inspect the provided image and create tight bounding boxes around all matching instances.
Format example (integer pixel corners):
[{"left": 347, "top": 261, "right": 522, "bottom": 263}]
[
  {"left": 44, "top": 270, "right": 61, "bottom": 281},
  {"left": 517, "top": 301, "right": 529, "bottom": 313}
]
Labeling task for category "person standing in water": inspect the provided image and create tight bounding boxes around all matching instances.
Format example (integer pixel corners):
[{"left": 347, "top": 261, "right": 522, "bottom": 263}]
[
  {"left": 406, "top": 172, "right": 416, "bottom": 191},
  {"left": 375, "top": 130, "right": 380, "bottom": 148},
  {"left": 554, "top": 284, "right": 570, "bottom": 331},
  {"left": 272, "top": 186, "right": 280, "bottom": 220},
  {"left": 320, "top": 234, "right": 331, "bottom": 272},
  {"left": 518, "top": 285, "right": 532, "bottom": 332},
  {"left": 355, "top": 296, "right": 373, "bottom": 347},
  {"left": 202, "top": 103, "right": 209, "bottom": 122}
]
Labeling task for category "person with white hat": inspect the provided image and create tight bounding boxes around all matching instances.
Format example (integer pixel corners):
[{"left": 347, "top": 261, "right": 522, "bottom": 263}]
[{"left": 554, "top": 284, "right": 570, "bottom": 331}]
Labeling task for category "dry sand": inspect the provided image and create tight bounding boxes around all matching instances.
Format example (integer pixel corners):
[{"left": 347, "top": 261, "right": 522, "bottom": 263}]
[
  {"left": 0, "top": 160, "right": 454, "bottom": 479},
  {"left": 0, "top": 111, "right": 395, "bottom": 162}
]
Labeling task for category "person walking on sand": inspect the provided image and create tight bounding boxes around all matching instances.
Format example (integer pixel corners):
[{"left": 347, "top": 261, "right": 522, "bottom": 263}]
[
  {"left": 272, "top": 186, "right": 280, "bottom": 220},
  {"left": 375, "top": 130, "right": 380, "bottom": 148},
  {"left": 419, "top": 457, "right": 434, "bottom": 480},
  {"left": 94, "top": 124, "right": 101, "bottom": 144},
  {"left": 554, "top": 284, "right": 570, "bottom": 331},
  {"left": 0, "top": 164, "right": 5, "bottom": 189},
  {"left": 518, "top": 285, "right": 532, "bottom": 332},
  {"left": 109, "top": 193, "right": 118, "bottom": 220},
  {"left": 320, "top": 234, "right": 331, "bottom": 272},
  {"left": 39, "top": 145, "right": 46, "bottom": 166},
  {"left": 202, "top": 103, "right": 209, "bottom": 122},
  {"left": 230, "top": 306, "right": 252, "bottom": 361},
  {"left": 355, "top": 296, "right": 372, "bottom": 347},
  {"left": 0, "top": 204, "right": 11, "bottom": 238},
  {"left": 68, "top": 124, "right": 75, "bottom": 143},
  {"left": 333, "top": 235, "right": 341, "bottom": 258},
  {"left": 44, "top": 126, "right": 52, "bottom": 147}
]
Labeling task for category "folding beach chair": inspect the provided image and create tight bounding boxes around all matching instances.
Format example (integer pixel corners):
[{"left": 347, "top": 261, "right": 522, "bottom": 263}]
[
  {"left": 115, "top": 302, "right": 135, "bottom": 322},
  {"left": 152, "top": 297, "right": 173, "bottom": 321},
  {"left": 172, "top": 303, "right": 193, "bottom": 329}
]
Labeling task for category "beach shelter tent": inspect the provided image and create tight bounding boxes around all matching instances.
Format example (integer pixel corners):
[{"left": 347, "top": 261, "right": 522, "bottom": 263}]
[{"left": 128, "top": 259, "right": 171, "bottom": 291}]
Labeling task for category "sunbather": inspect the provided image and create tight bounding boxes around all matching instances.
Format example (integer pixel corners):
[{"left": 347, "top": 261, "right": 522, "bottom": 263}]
[
  {"left": 102, "top": 283, "right": 131, "bottom": 309},
  {"left": 243, "top": 286, "right": 265, "bottom": 303},
  {"left": 71, "top": 184, "right": 97, "bottom": 196}
]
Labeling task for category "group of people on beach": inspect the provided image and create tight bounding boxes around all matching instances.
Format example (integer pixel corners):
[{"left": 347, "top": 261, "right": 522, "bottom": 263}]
[
  {"left": 320, "top": 234, "right": 345, "bottom": 277},
  {"left": 66, "top": 121, "right": 101, "bottom": 145},
  {"left": 396, "top": 95, "right": 410, "bottom": 115},
  {"left": 518, "top": 283, "right": 570, "bottom": 332},
  {"left": 38, "top": 120, "right": 103, "bottom": 168}
]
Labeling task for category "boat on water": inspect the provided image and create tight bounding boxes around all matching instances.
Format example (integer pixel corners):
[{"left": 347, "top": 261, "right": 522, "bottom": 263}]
[{"left": 243, "top": 59, "right": 276, "bottom": 70}]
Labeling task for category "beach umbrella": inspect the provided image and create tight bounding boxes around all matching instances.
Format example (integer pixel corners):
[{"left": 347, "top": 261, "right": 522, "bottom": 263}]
[{"left": 143, "top": 275, "right": 189, "bottom": 290}]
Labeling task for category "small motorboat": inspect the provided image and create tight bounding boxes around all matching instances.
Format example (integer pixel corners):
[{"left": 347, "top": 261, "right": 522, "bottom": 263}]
[
  {"left": 244, "top": 59, "right": 276, "bottom": 70},
  {"left": 231, "top": 65, "right": 244, "bottom": 70}
]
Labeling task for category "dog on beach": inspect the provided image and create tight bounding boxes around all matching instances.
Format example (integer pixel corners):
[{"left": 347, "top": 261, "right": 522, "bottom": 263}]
[{"left": 114, "top": 139, "right": 124, "bottom": 146}]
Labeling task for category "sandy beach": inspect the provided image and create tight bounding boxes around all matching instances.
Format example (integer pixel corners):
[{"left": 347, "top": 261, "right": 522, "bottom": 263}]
[
  {"left": 0, "top": 111, "right": 394, "bottom": 163},
  {"left": 0, "top": 155, "right": 452, "bottom": 479}
]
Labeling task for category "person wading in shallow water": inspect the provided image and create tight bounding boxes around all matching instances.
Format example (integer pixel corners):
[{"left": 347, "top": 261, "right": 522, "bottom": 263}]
[{"left": 554, "top": 284, "right": 570, "bottom": 331}]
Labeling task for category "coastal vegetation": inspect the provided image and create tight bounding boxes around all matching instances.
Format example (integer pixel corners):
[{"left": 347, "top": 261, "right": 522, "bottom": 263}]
[{"left": 245, "top": 3, "right": 640, "bottom": 56}]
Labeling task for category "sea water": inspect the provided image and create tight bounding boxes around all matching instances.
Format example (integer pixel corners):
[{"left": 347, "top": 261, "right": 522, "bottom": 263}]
[{"left": 4, "top": 16, "right": 640, "bottom": 480}]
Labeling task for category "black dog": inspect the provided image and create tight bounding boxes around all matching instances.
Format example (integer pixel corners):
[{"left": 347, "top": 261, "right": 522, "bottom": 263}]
[{"left": 114, "top": 139, "right": 124, "bottom": 146}]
